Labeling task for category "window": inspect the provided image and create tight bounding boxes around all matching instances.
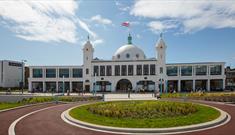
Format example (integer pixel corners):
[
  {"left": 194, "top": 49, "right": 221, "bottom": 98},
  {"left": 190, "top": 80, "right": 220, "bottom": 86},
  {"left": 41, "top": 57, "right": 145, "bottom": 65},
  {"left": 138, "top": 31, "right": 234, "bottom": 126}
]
[
  {"left": 136, "top": 54, "right": 139, "bottom": 58},
  {"left": 160, "top": 67, "right": 163, "bottom": 74},
  {"left": 59, "top": 68, "right": 69, "bottom": 78},
  {"left": 196, "top": 66, "right": 207, "bottom": 76},
  {"left": 93, "top": 66, "right": 99, "bottom": 76},
  {"left": 150, "top": 64, "right": 156, "bottom": 75},
  {"left": 121, "top": 65, "right": 127, "bottom": 76},
  {"left": 137, "top": 65, "right": 142, "bottom": 75},
  {"left": 73, "top": 68, "right": 83, "bottom": 78},
  {"left": 46, "top": 69, "right": 56, "bottom": 78},
  {"left": 126, "top": 53, "right": 130, "bottom": 58},
  {"left": 106, "top": 65, "right": 112, "bottom": 76},
  {"left": 117, "top": 54, "right": 120, "bottom": 59},
  {"left": 210, "top": 65, "right": 222, "bottom": 75},
  {"left": 128, "top": 65, "right": 133, "bottom": 76},
  {"left": 33, "top": 69, "right": 43, "bottom": 78},
  {"left": 86, "top": 68, "right": 89, "bottom": 74},
  {"left": 115, "top": 65, "right": 120, "bottom": 76},
  {"left": 100, "top": 66, "right": 105, "bottom": 76},
  {"left": 181, "top": 66, "right": 192, "bottom": 76},
  {"left": 143, "top": 65, "right": 149, "bottom": 75},
  {"left": 167, "top": 66, "right": 178, "bottom": 76}
]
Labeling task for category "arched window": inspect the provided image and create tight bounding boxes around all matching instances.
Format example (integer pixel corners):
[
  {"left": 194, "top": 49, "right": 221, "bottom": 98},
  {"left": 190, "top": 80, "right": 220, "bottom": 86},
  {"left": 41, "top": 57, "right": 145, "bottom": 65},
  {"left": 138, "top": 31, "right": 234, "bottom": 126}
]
[
  {"left": 126, "top": 53, "right": 130, "bottom": 58},
  {"left": 136, "top": 54, "right": 139, "bottom": 58}
]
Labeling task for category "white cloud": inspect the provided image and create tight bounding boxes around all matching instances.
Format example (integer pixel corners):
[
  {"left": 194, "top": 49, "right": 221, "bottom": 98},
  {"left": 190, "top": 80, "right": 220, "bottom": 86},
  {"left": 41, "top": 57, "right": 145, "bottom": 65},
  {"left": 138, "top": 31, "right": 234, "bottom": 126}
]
[
  {"left": 115, "top": 1, "right": 130, "bottom": 12},
  {"left": 148, "top": 20, "right": 178, "bottom": 33},
  {"left": 93, "top": 39, "right": 104, "bottom": 46},
  {"left": 0, "top": 0, "right": 99, "bottom": 44},
  {"left": 76, "top": 18, "right": 97, "bottom": 38},
  {"left": 90, "top": 15, "right": 112, "bottom": 25},
  {"left": 0, "top": 0, "right": 80, "bottom": 43},
  {"left": 131, "top": 0, "right": 235, "bottom": 33}
]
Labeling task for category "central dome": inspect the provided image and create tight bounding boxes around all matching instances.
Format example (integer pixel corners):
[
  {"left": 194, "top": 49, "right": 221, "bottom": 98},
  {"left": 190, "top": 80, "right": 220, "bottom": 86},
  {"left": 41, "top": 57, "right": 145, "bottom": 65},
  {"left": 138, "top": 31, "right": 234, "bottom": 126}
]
[{"left": 113, "top": 44, "right": 146, "bottom": 61}]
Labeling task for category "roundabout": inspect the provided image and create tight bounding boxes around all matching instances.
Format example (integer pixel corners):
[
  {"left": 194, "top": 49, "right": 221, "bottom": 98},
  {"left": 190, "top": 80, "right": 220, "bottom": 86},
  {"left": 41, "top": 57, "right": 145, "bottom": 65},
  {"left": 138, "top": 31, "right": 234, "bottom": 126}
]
[
  {"left": 62, "top": 100, "right": 230, "bottom": 134},
  {"left": 0, "top": 95, "right": 234, "bottom": 135}
]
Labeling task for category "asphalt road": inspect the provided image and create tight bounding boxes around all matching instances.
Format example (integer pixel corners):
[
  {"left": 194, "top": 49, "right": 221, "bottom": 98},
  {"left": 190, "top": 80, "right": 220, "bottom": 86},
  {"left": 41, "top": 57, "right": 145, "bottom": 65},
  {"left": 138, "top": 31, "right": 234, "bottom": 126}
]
[
  {"left": 1, "top": 100, "right": 235, "bottom": 135},
  {"left": 0, "top": 103, "right": 58, "bottom": 135}
]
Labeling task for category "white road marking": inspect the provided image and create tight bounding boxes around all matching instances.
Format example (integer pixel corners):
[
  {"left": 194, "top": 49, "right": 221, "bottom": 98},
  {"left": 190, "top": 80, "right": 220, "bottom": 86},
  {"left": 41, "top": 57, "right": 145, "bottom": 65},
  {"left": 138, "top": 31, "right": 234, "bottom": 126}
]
[{"left": 8, "top": 104, "right": 64, "bottom": 135}]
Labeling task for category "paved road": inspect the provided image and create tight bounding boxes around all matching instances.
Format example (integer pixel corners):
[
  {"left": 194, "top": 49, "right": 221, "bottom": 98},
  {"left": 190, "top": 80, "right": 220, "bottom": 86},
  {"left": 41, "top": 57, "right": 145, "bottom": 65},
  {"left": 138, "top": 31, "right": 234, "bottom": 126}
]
[
  {"left": 6, "top": 100, "right": 235, "bottom": 135},
  {"left": 0, "top": 103, "right": 58, "bottom": 135},
  {"left": 15, "top": 102, "right": 113, "bottom": 135}
]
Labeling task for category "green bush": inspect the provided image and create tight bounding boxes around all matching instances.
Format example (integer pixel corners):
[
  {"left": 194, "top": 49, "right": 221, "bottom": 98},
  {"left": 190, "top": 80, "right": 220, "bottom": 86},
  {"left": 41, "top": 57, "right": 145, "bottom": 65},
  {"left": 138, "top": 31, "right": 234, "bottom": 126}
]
[{"left": 86, "top": 101, "right": 197, "bottom": 119}]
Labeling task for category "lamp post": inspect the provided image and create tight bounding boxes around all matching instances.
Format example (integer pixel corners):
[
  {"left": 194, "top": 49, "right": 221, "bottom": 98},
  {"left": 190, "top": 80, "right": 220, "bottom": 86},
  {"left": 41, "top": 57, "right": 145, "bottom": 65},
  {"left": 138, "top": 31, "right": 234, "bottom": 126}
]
[
  {"left": 62, "top": 75, "right": 65, "bottom": 96},
  {"left": 93, "top": 73, "right": 97, "bottom": 96},
  {"left": 21, "top": 60, "right": 27, "bottom": 94}
]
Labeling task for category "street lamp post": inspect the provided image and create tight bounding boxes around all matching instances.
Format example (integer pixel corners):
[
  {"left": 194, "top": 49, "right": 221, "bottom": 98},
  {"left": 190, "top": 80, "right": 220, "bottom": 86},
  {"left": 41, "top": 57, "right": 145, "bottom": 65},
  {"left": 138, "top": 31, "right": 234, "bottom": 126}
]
[
  {"left": 21, "top": 60, "right": 27, "bottom": 94},
  {"left": 62, "top": 75, "right": 65, "bottom": 96}
]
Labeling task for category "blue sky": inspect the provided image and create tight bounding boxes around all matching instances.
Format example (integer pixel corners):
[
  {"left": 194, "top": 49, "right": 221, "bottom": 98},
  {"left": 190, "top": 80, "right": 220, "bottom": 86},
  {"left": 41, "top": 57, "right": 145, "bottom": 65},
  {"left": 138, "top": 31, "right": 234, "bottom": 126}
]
[{"left": 0, "top": 0, "right": 235, "bottom": 67}]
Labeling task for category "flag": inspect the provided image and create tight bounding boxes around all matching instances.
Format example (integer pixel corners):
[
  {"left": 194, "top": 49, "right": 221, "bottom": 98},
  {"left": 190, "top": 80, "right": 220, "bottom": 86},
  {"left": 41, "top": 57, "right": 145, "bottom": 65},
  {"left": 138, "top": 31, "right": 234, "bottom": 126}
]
[{"left": 121, "top": 22, "right": 130, "bottom": 27}]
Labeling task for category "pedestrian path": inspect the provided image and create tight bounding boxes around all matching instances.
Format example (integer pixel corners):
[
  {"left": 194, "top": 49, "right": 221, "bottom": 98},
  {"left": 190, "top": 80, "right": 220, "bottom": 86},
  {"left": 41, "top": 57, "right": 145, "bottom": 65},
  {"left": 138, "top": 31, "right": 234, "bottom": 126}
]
[{"left": 103, "top": 93, "right": 157, "bottom": 101}]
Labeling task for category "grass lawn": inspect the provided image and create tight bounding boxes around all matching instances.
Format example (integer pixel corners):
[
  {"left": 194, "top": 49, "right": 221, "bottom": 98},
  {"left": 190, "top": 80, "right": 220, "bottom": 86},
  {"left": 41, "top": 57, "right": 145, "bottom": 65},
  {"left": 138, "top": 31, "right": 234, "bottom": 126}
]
[
  {"left": 0, "top": 102, "right": 23, "bottom": 110},
  {"left": 69, "top": 101, "right": 220, "bottom": 128}
]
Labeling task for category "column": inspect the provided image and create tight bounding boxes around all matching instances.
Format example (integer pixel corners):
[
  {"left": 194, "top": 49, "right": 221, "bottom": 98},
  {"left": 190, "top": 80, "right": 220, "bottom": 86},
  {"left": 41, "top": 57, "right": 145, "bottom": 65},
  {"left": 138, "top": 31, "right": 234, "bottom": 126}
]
[
  {"left": 28, "top": 80, "right": 32, "bottom": 92},
  {"left": 156, "top": 81, "right": 159, "bottom": 92},
  {"left": 223, "top": 78, "right": 226, "bottom": 90},
  {"left": 29, "top": 68, "right": 33, "bottom": 78},
  {"left": 178, "top": 80, "right": 181, "bottom": 92},
  {"left": 56, "top": 81, "right": 58, "bottom": 92},
  {"left": 207, "top": 79, "right": 210, "bottom": 92},
  {"left": 70, "top": 81, "right": 72, "bottom": 93},
  {"left": 165, "top": 80, "right": 168, "bottom": 93},
  {"left": 193, "top": 80, "right": 196, "bottom": 91},
  {"left": 43, "top": 81, "right": 46, "bottom": 92}
]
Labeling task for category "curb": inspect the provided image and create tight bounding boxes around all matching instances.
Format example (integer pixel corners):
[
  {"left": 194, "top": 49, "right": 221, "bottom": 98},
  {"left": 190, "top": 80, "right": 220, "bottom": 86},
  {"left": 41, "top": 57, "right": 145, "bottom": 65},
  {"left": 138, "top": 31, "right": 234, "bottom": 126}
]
[{"left": 62, "top": 102, "right": 231, "bottom": 134}]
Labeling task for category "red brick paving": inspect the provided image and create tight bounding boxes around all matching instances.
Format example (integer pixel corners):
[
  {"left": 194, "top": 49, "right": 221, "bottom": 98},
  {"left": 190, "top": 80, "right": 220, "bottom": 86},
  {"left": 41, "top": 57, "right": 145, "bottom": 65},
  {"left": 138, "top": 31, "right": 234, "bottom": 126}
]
[
  {"left": 3, "top": 100, "right": 235, "bottom": 135},
  {"left": 0, "top": 103, "right": 57, "bottom": 135}
]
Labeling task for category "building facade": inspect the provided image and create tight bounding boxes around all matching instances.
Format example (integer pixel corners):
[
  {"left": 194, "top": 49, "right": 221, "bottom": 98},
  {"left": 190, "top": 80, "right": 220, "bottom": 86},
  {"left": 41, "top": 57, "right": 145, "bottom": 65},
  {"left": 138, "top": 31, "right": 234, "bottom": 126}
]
[
  {"left": 225, "top": 66, "right": 235, "bottom": 90},
  {"left": 28, "top": 35, "right": 226, "bottom": 93},
  {"left": 0, "top": 60, "right": 25, "bottom": 88}
]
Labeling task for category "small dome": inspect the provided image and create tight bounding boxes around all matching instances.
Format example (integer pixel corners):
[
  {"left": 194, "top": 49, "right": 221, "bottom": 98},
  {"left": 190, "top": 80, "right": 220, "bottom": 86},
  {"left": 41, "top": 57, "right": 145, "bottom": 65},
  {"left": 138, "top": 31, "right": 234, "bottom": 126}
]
[{"left": 113, "top": 44, "right": 146, "bottom": 60}]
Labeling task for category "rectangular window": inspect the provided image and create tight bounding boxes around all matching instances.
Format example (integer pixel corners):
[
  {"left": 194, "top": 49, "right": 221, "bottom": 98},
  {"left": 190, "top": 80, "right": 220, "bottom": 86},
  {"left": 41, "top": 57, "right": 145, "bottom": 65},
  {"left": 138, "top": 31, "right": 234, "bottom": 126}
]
[
  {"left": 181, "top": 66, "right": 192, "bottom": 76},
  {"left": 100, "top": 66, "right": 105, "bottom": 76},
  {"left": 143, "top": 65, "right": 149, "bottom": 75},
  {"left": 121, "top": 65, "right": 127, "bottom": 76},
  {"left": 128, "top": 65, "right": 133, "bottom": 76},
  {"left": 106, "top": 65, "right": 112, "bottom": 76},
  {"left": 115, "top": 65, "right": 120, "bottom": 76},
  {"left": 33, "top": 68, "right": 43, "bottom": 78},
  {"left": 86, "top": 68, "right": 89, "bottom": 75},
  {"left": 73, "top": 68, "right": 83, "bottom": 78},
  {"left": 137, "top": 65, "right": 142, "bottom": 75},
  {"left": 46, "top": 69, "right": 56, "bottom": 78},
  {"left": 93, "top": 66, "right": 99, "bottom": 76},
  {"left": 150, "top": 64, "right": 156, "bottom": 75},
  {"left": 59, "top": 68, "right": 69, "bottom": 78},
  {"left": 196, "top": 66, "right": 207, "bottom": 76},
  {"left": 210, "top": 65, "right": 222, "bottom": 75},
  {"left": 160, "top": 67, "right": 163, "bottom": 74},
  {"left": 167, "top": 66, "right": 178, "bottom": 76}
]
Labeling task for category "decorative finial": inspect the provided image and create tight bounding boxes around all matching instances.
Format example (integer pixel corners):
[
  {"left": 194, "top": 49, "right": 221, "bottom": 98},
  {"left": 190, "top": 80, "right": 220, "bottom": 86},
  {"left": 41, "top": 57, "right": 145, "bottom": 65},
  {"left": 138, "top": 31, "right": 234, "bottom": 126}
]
[
  {"left": 128, "top": 33, "right": 132, "bottom": 44},
  {"left": 87, "top": 35, "right": 90, "bottom": 41},
  {"left": 160, "top": 32, "right": 163, "bottom": 38}
]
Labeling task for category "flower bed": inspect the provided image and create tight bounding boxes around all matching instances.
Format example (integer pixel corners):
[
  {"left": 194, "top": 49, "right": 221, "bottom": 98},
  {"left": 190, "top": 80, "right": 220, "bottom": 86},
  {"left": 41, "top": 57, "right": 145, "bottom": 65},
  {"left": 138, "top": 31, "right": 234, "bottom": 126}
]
[{"left": 69, "top": 101, "right": 220, "bottom": 128}]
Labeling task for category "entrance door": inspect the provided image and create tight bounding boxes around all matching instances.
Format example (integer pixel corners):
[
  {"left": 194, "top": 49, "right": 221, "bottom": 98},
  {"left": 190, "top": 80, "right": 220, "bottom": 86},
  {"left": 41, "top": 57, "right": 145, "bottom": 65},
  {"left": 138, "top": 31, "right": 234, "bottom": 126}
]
[
  {"left": 116, "top": 79, "right": 132, "bottom": 92},
  {"left": 85, "top": 85, "right": 90, "bottom": 92}
]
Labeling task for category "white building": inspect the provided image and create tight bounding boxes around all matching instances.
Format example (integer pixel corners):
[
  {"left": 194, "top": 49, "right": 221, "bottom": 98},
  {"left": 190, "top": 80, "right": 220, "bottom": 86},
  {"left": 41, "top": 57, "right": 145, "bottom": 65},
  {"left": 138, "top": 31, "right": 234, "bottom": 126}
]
[
  {"left": 0, "top": 60, "right": 25, "bottom": 88},
  {"left": 28, "top": 34, "right": 226, "bottom": 93}
]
